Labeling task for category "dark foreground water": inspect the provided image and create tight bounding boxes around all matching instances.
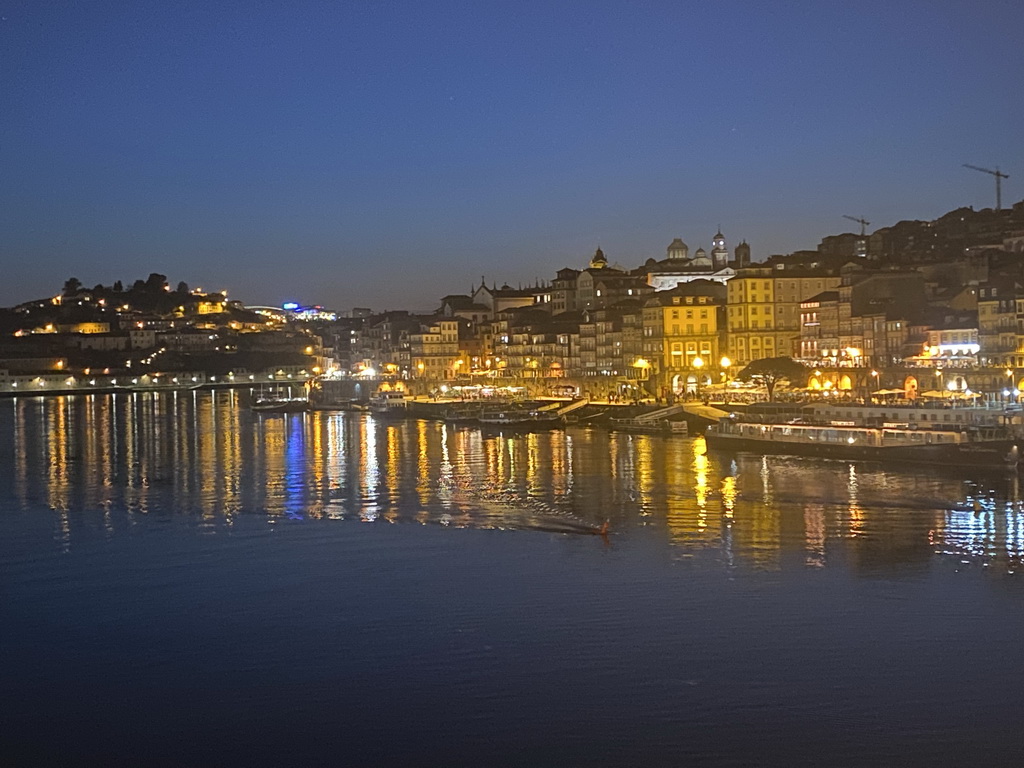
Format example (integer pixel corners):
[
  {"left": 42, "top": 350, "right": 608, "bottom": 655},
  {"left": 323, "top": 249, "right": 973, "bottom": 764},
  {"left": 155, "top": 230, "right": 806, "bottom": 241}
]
[{"left": 2, "top": 391, "right": 1023, "bottom": 767}]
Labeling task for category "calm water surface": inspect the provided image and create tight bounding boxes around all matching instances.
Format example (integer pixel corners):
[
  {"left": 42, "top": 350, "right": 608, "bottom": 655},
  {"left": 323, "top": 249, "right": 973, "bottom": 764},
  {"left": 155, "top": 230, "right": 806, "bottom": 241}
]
[{"left": 2, "top": 391, "right": 1023, "bottom": 766}]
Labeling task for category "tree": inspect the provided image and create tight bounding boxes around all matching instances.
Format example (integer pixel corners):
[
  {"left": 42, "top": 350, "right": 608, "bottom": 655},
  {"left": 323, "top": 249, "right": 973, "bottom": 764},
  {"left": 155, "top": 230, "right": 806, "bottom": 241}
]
[
  {"left": 62, "top": 277, "right": 82, "bottom": 296},
  {"left": 113, "top": 280, "right": 123, "bottom": 292},
  {"left": 145, "top": 273, "right": 168, "bottom": 292},
  {"left": 737, "top": 356, "right": 807, "bottom": 401},
  {"left": 176, "top": 281, "right": 189, "bottom": 294}
]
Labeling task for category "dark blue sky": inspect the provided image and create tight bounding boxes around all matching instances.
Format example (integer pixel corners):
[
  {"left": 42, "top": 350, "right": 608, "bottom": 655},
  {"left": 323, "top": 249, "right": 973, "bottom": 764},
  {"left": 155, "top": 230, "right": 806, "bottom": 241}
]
[{"left": 2, "top": 1, "right": 1020, "bottom": 311}]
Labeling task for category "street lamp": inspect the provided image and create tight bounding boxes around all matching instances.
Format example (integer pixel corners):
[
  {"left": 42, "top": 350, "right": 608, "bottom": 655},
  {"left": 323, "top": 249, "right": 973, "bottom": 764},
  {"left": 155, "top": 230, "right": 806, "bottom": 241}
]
[
  {"left": 693, "top": 356, "right": 704, "bottom": 398},
  {"left": 633, "top": 358, "right": 651, "bottom": 402}
]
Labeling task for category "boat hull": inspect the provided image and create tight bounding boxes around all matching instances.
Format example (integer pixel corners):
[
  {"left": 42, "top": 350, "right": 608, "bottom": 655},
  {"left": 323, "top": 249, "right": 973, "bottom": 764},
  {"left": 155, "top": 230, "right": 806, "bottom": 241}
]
[
  {"left": 704, "top": 430, "right": 1019, "bottom": 468},
  {"left": 609, "top": 419, "right": 688, "bottom": 435},
  {"left": 477, "top": 416, "right": 562, "bottom": 431},
  {"left": 252, "top": 401, "right": 309, "bottom": 413}
]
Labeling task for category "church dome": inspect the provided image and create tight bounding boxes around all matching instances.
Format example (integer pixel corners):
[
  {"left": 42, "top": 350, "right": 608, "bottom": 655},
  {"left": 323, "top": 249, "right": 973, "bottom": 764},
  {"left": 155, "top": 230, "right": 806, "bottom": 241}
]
[
  {"left": 590, "top": 247, "right": 608, "bottom": 269},
  {"left": 666, "top": 238, "right": 689, "bottom": 260}
]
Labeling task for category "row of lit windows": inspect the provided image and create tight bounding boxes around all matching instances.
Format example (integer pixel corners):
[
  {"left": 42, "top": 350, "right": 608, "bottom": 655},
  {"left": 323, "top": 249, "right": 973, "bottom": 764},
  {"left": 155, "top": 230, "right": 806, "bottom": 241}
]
[
  {"left": 729, "top": 320, "right": 774, "bottom": 330},
  {"left": 669, "top": 324, "right": 710, "bottom": 335},
  {"left": 732, "top": 337, "right": 775, "bottom": 348},
  {"left": 669, "top": 309, "right": 709, "bottom": 320}
]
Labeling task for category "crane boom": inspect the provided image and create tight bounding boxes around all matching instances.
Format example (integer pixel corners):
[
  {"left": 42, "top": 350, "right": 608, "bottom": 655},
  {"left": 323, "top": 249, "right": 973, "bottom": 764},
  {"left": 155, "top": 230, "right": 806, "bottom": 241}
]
[
  {"left": 842, "top": 215, "right": 870, "bottom": 236},
  {"left": 963, "top": 164, "right": 1009, "bottom": 210}
]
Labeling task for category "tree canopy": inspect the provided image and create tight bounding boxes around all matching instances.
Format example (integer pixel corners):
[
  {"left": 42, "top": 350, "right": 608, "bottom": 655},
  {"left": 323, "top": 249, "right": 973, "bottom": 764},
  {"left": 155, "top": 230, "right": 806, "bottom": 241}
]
[{"left": 736, "top": 356, "right": 807, "bottom": 401}]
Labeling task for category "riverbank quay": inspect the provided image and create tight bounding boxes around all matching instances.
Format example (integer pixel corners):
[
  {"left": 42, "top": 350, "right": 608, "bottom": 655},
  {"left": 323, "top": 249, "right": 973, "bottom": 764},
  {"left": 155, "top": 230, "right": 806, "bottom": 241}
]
[{"left": 0, "top": 369, "right": 314, "bottom": 398}]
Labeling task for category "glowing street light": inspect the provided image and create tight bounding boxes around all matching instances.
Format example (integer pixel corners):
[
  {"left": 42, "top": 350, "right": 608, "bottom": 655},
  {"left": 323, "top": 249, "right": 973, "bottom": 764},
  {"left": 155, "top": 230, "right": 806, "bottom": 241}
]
[
  {"left": 719, "top": 356, "right": 731, "bottom": 385},
  {"left": 633, "top": 358, "right": 650, "bottom": 381}
]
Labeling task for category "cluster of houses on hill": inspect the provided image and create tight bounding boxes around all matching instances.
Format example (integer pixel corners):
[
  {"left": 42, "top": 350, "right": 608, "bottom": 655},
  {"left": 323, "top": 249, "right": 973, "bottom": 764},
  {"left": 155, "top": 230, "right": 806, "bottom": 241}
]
[
  {"left": 0, "top": 277, "right": 328, "bottom": 393},
  {"left": 4, "top": 201, "right": 1024, "bottom": 399},
  {"left": 342, "top": 201, "right": 1024, "bottom": 398}
]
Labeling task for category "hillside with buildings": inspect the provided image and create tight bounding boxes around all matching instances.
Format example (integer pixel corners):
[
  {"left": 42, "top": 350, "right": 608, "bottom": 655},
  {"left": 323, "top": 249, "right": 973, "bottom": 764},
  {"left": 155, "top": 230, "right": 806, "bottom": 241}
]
[{"left": 3, "top": 199, "right": 1024, "bottom": 399}]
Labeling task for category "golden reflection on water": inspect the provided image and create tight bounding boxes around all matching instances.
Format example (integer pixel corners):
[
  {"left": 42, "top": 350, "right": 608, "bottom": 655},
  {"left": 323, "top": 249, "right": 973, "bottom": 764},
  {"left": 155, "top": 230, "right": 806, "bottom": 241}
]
[{"left": 5, "top": 392, "right": 1024, "bottom": 571}]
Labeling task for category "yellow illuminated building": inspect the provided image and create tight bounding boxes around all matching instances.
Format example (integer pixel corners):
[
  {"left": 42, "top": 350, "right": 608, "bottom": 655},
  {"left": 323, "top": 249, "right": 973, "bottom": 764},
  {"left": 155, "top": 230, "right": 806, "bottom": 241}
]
[
  {"left": 727, "top": 266, "right": 841, "bottom": 365},
  {"left": 642, "top": 280, "right": 725, "bottom": 396},
  {"left": 410, "top": 318, "right": 467, "bottom": 380}
]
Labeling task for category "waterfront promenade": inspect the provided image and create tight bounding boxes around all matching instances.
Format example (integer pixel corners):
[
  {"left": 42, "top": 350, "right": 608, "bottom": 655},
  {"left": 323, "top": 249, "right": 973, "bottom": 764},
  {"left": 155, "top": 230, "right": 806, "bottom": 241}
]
[{"left": 0, "top": 369, "right": 313, "bottom": 397}]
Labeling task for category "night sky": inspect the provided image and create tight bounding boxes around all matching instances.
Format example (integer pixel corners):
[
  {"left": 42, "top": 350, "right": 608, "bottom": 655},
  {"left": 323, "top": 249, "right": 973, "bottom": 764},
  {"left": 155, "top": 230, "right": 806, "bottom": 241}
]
[{"left": 2, "top": 1, "right": 1020, "bottom": 312}]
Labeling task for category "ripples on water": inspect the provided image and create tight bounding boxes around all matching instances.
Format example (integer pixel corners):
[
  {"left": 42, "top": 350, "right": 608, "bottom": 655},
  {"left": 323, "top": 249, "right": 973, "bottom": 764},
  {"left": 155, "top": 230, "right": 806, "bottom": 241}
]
[
  {"left": 1, "top": 390, "right": 1022, "bottom": 573},
  {"left": 3, "top": 391, "right": 1024, "bottom": 766}
]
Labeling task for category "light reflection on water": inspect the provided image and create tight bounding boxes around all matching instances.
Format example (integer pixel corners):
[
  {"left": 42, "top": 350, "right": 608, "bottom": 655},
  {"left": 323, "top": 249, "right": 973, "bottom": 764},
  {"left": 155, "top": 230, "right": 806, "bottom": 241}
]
[
  {"left": 2, "top": 390, "right": 1023, "bottom": 572},
  {"left": 6, "top": 391, "right": 1024, "bottom": 766}
]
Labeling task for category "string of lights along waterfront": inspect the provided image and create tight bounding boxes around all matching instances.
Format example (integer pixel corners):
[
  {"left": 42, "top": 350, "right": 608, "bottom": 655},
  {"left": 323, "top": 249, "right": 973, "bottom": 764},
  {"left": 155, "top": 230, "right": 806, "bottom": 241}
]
[{"left": 2, "top": 391, "right": 1024, "bottom": 766}]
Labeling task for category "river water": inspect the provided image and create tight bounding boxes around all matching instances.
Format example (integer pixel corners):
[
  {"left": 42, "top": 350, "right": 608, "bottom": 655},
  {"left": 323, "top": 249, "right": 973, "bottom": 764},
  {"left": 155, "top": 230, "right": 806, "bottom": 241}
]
[{"left": 2, "top": 391, "right": 1023, "bottom": 766}]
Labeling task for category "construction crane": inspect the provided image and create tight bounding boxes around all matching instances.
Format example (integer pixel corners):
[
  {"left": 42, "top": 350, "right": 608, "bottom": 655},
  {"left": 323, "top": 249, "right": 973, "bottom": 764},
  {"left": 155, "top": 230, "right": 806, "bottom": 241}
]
[
  {"left": 963, "top": 164, "right": 1009, "bottom": 211},
  {"left": 843, "top": 215, "right": 870, "bottom": 236}
]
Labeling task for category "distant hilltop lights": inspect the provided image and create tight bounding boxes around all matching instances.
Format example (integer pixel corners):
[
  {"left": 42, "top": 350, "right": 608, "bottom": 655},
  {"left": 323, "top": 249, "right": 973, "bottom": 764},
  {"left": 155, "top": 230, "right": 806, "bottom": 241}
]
[
  {"left": 243, "top": 302, "right": 338, "bottom": 321},
  {"left": 283, "top": 302, "right": 337, "bottom": 322}
]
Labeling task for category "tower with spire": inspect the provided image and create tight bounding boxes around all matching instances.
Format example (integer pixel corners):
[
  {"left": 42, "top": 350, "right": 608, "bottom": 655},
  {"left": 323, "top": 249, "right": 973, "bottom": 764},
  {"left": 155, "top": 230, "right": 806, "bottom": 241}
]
[{"left": 711, "top": 229, "right": 729, "bottom": 270}]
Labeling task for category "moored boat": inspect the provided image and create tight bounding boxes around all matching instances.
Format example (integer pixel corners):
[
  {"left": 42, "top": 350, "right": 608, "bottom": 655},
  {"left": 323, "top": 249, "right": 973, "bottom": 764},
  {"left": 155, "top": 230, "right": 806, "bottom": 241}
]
[
  {"left": 442, "top": 404, "right": 485, "bottom": 425},
  {"left": 251, "top": 390, "right": 310, "bottom": 413},
  {"left": 609, "top": 417, "right": 688, "bottom": 435},
  {"left": 705, "top": 411, "right": 1020, "bottom": 469},
  {"left": 477, "top": 407, "right": 562, "bottom": 430},
  {"left": 368, "top": 390, "right": 409, "bottom": 416}
]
